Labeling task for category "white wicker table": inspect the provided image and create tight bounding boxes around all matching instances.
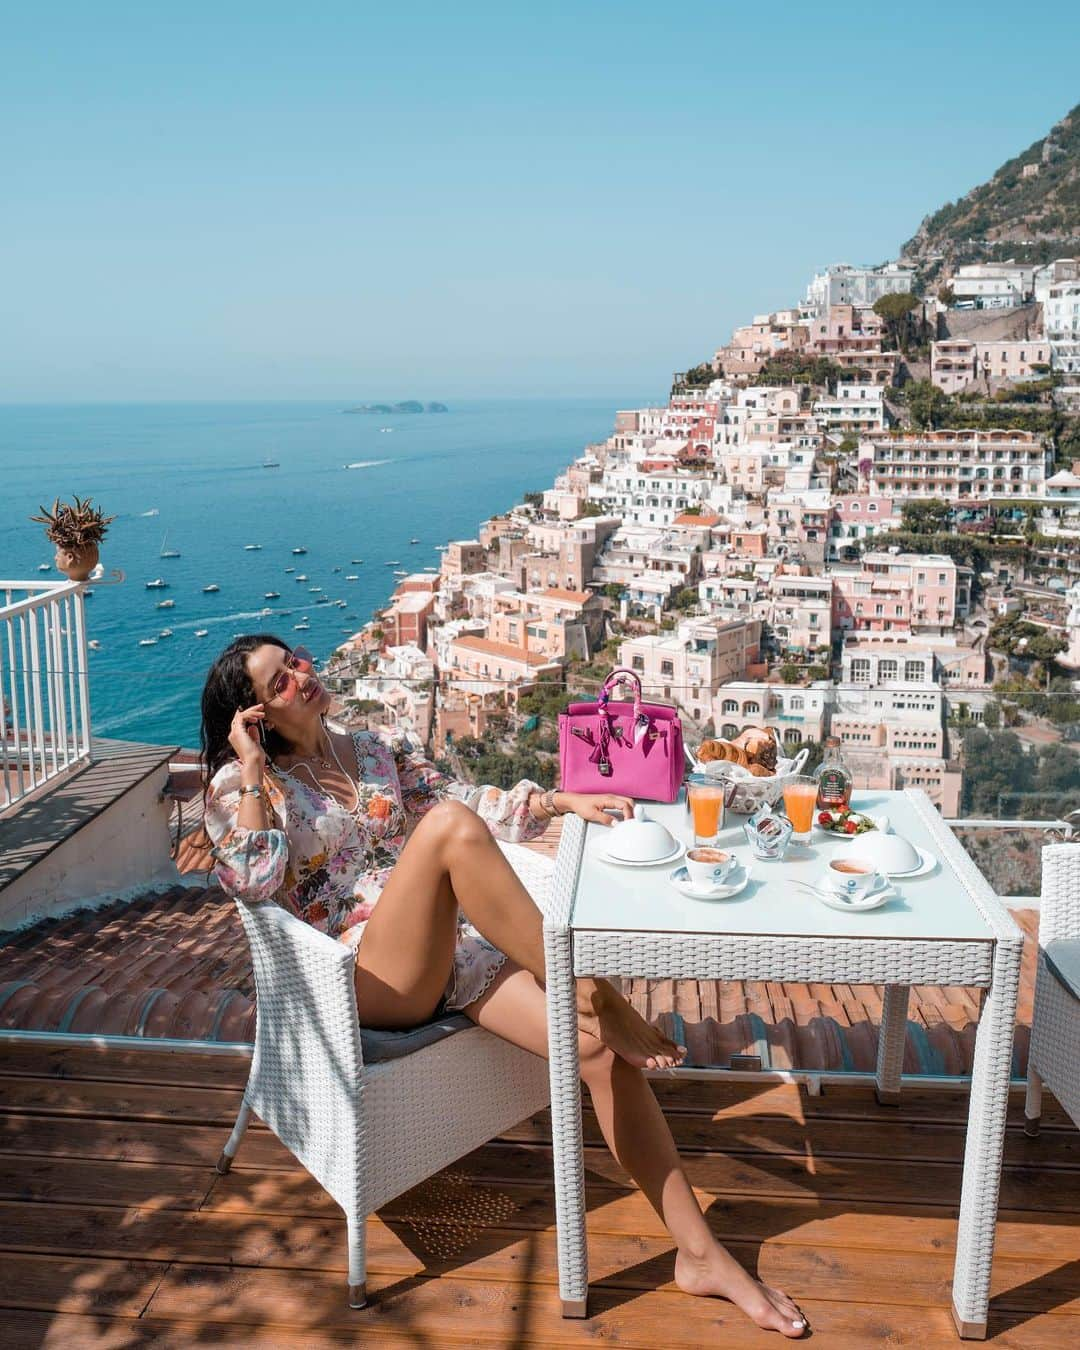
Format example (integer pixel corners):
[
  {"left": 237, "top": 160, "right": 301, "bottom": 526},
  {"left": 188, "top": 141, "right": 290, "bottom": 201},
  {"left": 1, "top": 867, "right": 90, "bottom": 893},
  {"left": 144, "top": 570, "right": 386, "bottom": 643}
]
[{"left": 544, "top": 788, "right": 1023, "bottom": 1340}]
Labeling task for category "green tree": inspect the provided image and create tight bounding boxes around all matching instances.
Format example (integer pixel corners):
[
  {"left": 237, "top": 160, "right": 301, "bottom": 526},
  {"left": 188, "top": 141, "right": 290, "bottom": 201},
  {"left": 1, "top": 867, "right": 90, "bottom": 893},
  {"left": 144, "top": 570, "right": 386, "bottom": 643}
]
[
  {"left": 905, "top": 379, "right": 948, "bottom": 430},
  {"left": 873, "top": 291, "right": 919, "bottom": 351},
  {"left": 779, "top": 663, "right": 800, "bottom": 685},
  {"left": 523, "top": 491, "right": 544, "bottom": 508},
  {"left": 603, "top": 582, "right": 625, "bottom": 602},
  {"left": 901, "top": 498, "right": 952, "bottom": 534},
  {"left": 806, "top": 664, "right": 829, "bottom": 681},
  {"left": 961, "top": 727, "right": 1035, "bottom": 815}
]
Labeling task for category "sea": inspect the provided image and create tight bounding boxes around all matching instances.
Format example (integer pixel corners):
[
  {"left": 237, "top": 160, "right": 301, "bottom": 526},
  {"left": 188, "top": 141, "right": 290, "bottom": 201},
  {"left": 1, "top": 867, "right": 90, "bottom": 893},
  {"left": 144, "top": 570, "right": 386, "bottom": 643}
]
[{"left": 1, "top": 398, "right": 647, "bottom": 749}]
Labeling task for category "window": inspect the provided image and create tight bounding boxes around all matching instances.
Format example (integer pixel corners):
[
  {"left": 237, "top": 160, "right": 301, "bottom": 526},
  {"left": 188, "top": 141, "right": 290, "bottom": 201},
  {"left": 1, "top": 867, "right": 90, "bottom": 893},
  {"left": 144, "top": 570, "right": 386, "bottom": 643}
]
[
  {"left": 851, "top": 658, "right": 871, "bottom": 681},
  {"left": 631, "top": 655, "right": 644, "bottom": 672},
  {"left": 879, "top": 659, "right": 898, "bottom": 680},
  {"left": 904, "top": 660, "right": 923, "bottom": 681},
  {"left": 722, "top": 699, "right": 738, "bottom": 714},
  {"left": 660, "top": 660, "right": 674, "bottom": 677},
  {"left": 744, "top": 701, "right": 760, "bottom": 715},
  {"left": 790, "top": 695, "right": 804, "bottom": 711},
  {"left": 851, "top": 502, "right": 861, "bottom": 512},
  {"left": 867, "top": 502, "right": 878, "bottom": 512},
  {"left": 722, "top": 723, "right": 739, "bottom": 739}
]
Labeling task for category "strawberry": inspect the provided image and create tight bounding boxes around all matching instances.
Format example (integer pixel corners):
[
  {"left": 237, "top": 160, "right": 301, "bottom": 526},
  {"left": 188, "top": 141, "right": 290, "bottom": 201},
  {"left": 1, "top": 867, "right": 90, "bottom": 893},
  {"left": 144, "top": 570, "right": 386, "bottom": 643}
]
[{"left": 817, "top": 812, "right": 832, "bottom": 827}]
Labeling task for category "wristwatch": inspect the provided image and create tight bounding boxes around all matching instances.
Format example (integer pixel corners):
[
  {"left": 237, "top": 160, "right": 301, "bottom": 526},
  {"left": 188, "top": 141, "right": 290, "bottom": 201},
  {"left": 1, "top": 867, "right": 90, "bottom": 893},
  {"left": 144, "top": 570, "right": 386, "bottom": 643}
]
[
  {"left": 239, "top": 783, "right": 264, "bottom": 799},
  {"left": 541, "top": 789, "right": 562, "bottom": 818}
]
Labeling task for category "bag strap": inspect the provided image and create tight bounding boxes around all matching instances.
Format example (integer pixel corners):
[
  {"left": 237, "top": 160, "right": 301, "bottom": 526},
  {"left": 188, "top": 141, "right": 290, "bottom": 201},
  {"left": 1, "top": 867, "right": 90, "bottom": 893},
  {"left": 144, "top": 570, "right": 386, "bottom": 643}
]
[{"left": 598, "top": 667, "right": 643, "bottom": 723}]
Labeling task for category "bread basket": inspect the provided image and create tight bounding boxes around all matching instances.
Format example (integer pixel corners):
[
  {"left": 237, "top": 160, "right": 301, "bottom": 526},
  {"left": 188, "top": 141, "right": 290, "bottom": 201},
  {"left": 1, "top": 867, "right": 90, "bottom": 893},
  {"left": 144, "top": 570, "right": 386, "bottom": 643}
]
[{"left": 685, "top": 730, "right": 811, "bottom": 814}]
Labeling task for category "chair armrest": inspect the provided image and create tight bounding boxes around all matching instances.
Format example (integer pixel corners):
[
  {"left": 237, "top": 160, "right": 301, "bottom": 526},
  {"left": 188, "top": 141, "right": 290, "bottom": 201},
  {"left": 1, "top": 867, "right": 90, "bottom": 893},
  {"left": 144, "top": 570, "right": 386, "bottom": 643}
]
[{"left": 1040, "top": 845, "right": 1080, "bottom": 945}]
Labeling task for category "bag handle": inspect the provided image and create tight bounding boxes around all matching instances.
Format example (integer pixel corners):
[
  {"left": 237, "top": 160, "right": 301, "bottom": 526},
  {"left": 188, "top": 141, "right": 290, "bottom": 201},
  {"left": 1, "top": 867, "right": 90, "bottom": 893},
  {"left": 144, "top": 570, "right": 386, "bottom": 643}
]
[{"left": 598, "top": 667, "right": 644, "bottom": 723}]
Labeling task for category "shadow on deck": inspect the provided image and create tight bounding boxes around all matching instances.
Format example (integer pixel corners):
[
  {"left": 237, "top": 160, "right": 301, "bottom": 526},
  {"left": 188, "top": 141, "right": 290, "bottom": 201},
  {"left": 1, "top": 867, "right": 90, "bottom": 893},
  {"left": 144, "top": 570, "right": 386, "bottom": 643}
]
[{"left": 0, "top": 1041, "right": 1077, "bottom": 1346}]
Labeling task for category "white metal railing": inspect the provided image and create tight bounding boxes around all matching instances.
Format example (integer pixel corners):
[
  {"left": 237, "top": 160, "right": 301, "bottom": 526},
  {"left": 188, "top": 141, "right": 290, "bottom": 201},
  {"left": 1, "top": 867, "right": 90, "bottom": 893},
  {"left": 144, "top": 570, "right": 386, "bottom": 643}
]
[{"left": 1, "top": 579, "right": 91, "bottom": 811}]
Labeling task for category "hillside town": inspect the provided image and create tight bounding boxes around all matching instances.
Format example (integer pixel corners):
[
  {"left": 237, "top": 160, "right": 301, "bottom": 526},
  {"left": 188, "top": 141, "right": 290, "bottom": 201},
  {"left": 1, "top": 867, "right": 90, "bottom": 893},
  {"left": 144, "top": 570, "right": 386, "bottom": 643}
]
[{"left": 327, "top": 256, "right": 1080, "bottom": 819}]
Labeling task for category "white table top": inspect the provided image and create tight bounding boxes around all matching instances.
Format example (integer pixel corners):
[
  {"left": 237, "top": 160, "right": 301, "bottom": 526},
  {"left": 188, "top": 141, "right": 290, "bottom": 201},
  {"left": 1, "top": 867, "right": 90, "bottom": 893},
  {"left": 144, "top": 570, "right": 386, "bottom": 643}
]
[{"left": 571, "top": 790, "right": 995, "bottom": 944}]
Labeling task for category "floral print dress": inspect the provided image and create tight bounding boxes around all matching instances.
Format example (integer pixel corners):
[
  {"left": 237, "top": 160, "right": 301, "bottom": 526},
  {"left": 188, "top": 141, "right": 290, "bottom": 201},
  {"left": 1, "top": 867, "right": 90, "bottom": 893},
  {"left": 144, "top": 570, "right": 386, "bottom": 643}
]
[{"left": 204, "top": 729, "right": 546, "bottom": 1014}]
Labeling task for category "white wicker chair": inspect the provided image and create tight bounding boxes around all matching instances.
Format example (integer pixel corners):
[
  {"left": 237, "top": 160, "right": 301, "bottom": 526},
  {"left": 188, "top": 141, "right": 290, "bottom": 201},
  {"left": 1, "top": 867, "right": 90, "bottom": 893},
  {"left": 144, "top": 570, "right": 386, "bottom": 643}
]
[
  {"left": 1024, "top": 843, "right": 1080, "bottom": 1137},
  {"left": 215, "top": 842, "right": 553, "bottom": 1307}
]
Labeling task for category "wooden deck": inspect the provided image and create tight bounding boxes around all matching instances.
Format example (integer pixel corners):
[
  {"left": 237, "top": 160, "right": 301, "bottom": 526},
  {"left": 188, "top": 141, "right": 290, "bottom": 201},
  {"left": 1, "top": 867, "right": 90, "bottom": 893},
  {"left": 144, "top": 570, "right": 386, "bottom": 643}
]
[{"left": 0, "top": 1042, "right": 1078, "bottom": 1346}]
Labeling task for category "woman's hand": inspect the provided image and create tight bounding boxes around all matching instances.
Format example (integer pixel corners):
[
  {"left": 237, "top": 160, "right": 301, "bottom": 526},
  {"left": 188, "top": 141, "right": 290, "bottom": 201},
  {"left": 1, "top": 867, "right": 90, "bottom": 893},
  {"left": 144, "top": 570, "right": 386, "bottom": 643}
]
[
  {"left": 556, "top": 792, "right": 634, "bottom": 826},
  {"left": 229, "top": 704, "right": 267, "bottom": 778}
]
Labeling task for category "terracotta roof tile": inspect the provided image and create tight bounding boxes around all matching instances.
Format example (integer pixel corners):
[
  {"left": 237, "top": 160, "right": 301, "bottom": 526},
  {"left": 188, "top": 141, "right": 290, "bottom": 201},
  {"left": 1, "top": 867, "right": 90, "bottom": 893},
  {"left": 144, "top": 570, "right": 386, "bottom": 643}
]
[{"left": 0, "top": 821, "right": 1042, "bottom": 1072}]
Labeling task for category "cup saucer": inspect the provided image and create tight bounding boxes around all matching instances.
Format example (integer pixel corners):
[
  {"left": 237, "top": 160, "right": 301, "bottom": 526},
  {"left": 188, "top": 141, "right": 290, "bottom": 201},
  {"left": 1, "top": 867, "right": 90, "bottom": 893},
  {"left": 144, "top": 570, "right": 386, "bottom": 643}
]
[
  {"left": 669, "top": 862, "right": 749, "bottom": 900},
  {"left": 816, "top": 873, "right": 893, "bottom": 912}
]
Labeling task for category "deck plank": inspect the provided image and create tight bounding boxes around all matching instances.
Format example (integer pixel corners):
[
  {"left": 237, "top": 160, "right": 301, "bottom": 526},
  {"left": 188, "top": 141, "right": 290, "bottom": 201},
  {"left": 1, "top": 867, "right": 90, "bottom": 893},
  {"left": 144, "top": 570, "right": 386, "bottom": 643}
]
[{"left": 0, "top": 1045, "right": 1076, "bottom": 1346}]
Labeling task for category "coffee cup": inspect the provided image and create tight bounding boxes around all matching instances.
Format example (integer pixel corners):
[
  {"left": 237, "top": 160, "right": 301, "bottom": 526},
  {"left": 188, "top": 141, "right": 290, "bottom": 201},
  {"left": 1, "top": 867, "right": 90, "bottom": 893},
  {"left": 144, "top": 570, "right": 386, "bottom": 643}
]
[
  {"left": 686, "top": 847, "right": 735, "bottom": 890},
  {"left": 827, "top": 858, "right": 882, "bottom": 899}
]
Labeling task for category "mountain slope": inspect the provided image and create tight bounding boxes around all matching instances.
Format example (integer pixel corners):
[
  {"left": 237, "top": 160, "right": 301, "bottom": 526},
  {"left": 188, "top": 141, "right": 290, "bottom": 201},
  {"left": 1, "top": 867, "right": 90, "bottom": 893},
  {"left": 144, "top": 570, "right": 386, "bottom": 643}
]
[{"left": 902, "top": 103, "right": 1079, "bottom": 276}]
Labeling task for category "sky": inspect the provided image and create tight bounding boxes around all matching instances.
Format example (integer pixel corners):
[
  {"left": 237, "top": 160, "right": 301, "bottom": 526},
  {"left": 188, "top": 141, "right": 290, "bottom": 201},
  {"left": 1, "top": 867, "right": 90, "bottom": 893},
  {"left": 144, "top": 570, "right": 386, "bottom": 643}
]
[{"left": 3, "top": 1, "right": 1079, "bottom": 402}]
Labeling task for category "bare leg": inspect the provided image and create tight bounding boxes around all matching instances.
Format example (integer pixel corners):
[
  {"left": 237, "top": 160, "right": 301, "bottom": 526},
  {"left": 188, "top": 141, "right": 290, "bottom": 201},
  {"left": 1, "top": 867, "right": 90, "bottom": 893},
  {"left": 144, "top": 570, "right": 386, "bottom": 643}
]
[
  {"left": 354, "top": 802, "right": 684, "bottom": 1068},
  {"left": 466, "top": 963, "right": 807, "bottom": 1338}
]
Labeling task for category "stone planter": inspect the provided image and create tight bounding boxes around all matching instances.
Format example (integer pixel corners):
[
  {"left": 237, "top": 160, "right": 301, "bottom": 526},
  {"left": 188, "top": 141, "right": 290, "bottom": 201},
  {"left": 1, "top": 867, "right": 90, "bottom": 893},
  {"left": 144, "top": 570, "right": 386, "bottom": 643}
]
[{"left": 54, "top": 543, "right": 100, "bottom": 582}]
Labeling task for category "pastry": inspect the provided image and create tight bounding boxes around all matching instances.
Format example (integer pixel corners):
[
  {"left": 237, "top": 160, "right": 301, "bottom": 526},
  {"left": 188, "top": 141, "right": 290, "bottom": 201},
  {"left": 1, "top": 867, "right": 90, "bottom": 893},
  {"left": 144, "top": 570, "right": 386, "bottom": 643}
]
[
  {"left": 747, "top": 762, "right": 773, "bottom": 777},
  {"left": 697, "top": 739, "right": 748, "bottom": 767}
]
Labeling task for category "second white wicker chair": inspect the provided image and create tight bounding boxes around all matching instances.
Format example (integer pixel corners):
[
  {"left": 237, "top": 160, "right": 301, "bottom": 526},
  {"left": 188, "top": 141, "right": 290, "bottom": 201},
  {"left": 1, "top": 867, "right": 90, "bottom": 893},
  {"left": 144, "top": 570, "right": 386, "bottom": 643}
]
[
  {"left": 1024, "top": 843, "right": 1080, "bottom": 1137},
  {"left": 215, "top": 842, "right": 554, "bottom": 1307}
]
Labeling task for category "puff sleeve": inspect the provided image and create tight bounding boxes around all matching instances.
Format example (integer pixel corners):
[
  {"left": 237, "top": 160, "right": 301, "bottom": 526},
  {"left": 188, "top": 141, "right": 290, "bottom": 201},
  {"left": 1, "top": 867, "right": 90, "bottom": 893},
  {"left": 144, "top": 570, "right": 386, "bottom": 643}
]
[{"left": 203, "top": 760, "right": 290, "bottom": 903}]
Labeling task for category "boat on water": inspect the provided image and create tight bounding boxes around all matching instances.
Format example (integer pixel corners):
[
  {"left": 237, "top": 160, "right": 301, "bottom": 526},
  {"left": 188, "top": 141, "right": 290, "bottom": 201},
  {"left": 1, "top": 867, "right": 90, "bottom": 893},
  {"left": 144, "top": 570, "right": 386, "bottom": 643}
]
[
  {"left": 194, "top": 629, "right": 209, "bottom": 638},
  {"left": 393, "top": 569, "right": 408, "bottom": 577},
  {"left": 159, "top": 628, "right": 174, "bottom": 638},
  {"left": 332, "top": 566, "right": 341, "bottom": 573},
  {"left": 345, "top": 574, "right": 359, "bottom": 581},
  {"left": 156, "top": 599, "right": 175, "bottom": 609},
  {"left": 315, "top": 596, "right": 331, "bottom": 604},
  {"left": 145, "top": 578, "right": 168, "bottom": 589},
  {"left": 159, "top": 531, "right": 180, "bottom": 559},
  {"left": 423, "top": 566, "right": 439, "bottom": 572},
  {"left": 294, "top": 621, "right": 311, "bottom": 631},
  {"left": 138, "top": 637, "right": 157, "bottom": 646},
  {"left": 384, "top": 560, "right": 400, "bottom": 566},
  {"left": 244, "top": 544, "right": 262, "bottom": 551},
  {"left": 351, "top": 559, "right": 363, "bottom": 564},
  {"left": 292, "top": 546, "right": 307, "bottom": 555},
  {"left": 409, "top": 538, "right": 420, "bottom": 544},
  {"left": 308, "top": 586, "right": 322, "bottom": 592},
  {"left": 380, "top": 427, "right": 393, "bottom": 433},
  {"left": 260, "top": 607, "right": 273, "bottom": 616},
  {"left": 334, "top": 599, "right": 347, "bottom": 607},
  {"left": 203, "top": 584, "right": 220, "bottom": 593},
  {"left": 295, "top": 574, "right": 308, "bottom": 582},
  {"left": 141, "top": 508, "right": 159, "bottom": 517},
  {"left": 37, "top": 562, "right": 51, "bottom": 572},
  {"left": 284, "top": 566, "right": 295, "bottom": 573},
  {"left": 262, "top": 460, "right": 280, "bottom": 468},
  {"left": 88, "top": 640, "right": 102, "bottom": 651},
  {"left": 264, "top": 591, "right": 281, "bottom": 599}
]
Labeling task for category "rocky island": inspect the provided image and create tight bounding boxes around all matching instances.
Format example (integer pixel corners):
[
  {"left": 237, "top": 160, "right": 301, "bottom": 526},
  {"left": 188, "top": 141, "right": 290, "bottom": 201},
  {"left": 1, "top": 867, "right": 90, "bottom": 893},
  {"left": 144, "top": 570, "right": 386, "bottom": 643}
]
[{"left": 343, "top": 401, "right": 449, "bottom": 414}]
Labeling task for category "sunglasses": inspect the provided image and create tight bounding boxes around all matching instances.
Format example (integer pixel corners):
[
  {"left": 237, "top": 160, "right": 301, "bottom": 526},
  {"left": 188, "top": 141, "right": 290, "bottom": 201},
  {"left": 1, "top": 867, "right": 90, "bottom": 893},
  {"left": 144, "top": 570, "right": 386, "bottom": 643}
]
[{"left": 267, "top": 647, "right": 315, "bottom": 705}]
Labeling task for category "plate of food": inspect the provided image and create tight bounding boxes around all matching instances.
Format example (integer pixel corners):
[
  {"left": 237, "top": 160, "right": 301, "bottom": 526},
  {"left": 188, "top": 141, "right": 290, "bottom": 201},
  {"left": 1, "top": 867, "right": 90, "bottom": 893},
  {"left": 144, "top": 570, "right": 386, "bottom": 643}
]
[
  {"left": 815, "top": 807, "right": 882, "bottom": 840},
  {"left": 688, "top": 728, "right": 810, "bottom": 814}
]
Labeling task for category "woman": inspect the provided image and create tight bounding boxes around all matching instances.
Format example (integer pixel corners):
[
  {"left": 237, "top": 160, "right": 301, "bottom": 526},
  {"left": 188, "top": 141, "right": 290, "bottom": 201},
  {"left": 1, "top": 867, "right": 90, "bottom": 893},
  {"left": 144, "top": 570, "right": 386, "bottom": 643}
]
[{"left": 202, "top": 635, "right": 805, "bottom": 1338}]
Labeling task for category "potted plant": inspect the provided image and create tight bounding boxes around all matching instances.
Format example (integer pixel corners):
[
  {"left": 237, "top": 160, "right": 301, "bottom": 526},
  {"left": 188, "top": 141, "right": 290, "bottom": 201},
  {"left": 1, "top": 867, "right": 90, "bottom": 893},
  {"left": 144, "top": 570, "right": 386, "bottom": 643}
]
[{"left": 30, "top": 495, "right": 116, "bottom": 581}]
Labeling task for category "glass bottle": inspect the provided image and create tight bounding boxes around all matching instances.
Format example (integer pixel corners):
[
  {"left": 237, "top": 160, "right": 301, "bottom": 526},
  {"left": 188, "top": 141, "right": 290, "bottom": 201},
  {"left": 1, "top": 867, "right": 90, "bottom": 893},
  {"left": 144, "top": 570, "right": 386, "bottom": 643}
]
[{"left": 815, "top": 736, "right": 852, "bottom": 811}]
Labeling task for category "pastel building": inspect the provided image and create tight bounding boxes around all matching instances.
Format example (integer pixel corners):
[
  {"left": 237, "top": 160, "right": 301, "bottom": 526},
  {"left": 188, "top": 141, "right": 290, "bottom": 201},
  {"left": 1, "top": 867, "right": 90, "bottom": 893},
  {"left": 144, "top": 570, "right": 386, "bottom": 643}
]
[
  {"left": 831, "top": 566, "right": 912, "bottom": 638},
  {"left": 768, "top": 573, "right": 833, "bottom": 654},
  {"left": 712, "top": 681, "right": 829, "bottom": 746},
  {"left": 867, "top": 430, "right": 1051, "bottom": 501},
  {"left": 812, "top": 384, "right": 889, "bottom": 435},
  {"left": 619, "top": 617, "right": 761, "bottom": 726},
  {"left": 828, "top": 494, "right": 900, "bottom": 560},
  {"left": 804, "top": 262, "right": 915, "bottom": 312},
  {"left": 803, "top": 305, "right": 897, "bottom": 384},
  {"left": 445, "top": 634, "right": 560, "bottom": 695}
]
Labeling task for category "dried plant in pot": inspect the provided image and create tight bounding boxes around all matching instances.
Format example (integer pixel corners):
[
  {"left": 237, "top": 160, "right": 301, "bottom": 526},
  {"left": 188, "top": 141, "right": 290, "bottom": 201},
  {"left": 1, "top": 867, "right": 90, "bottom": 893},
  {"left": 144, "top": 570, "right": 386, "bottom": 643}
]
[{"left": 30, "top": 496, "right": 116, "bottom": 581}]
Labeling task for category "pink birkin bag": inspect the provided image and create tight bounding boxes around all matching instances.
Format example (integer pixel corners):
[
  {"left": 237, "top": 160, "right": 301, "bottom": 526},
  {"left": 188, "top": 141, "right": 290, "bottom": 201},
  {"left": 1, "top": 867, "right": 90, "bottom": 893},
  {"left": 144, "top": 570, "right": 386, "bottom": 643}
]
[{"left": 558, "top": 668, "right": 684, "bottom": 803}]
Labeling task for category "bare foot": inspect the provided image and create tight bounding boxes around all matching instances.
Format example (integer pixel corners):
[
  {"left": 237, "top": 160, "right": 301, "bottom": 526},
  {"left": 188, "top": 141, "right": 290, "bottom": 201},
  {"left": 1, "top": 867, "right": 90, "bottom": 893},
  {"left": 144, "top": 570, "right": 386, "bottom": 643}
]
[
  {"left": 582, "top": 991, "right": 686, "bottom": 1070},
  {"left": 675, "top": 1245, "right": 807, "bottom": 1338}
]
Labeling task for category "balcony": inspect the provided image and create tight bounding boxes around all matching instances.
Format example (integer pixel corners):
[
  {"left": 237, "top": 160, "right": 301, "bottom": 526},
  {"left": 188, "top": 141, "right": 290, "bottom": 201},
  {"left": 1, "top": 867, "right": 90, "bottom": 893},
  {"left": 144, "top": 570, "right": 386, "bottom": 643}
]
[{"left": 1, "top": 569, "right": 1079, "bottom": 1341}]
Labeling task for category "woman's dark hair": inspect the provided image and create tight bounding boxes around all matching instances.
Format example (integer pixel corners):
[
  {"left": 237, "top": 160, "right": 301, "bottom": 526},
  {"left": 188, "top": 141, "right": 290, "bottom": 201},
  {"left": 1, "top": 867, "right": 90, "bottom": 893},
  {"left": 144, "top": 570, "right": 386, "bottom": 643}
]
[{"left": 201, "top": 633, "right": 292, "bottom": 798}]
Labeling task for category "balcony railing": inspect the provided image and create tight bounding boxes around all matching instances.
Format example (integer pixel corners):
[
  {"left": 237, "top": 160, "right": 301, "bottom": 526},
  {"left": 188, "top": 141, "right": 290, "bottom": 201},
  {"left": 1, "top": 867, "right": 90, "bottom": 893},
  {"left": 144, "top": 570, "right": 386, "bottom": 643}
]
[{"left": 1, "top": 579, "right": 91, "bottom": 811}]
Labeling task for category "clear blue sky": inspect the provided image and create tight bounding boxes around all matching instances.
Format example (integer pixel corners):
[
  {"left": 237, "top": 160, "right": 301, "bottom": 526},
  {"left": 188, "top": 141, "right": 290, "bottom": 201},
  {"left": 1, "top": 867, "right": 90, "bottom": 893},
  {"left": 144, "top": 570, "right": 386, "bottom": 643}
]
[{"left": 3, "top": 2, "right": 1078, "bottom": 402}]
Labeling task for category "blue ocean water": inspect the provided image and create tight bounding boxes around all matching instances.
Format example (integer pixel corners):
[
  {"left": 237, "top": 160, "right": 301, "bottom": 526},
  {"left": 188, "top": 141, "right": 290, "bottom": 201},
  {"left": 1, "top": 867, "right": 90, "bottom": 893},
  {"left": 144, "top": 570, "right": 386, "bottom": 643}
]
[{"left": 0, "top": 399, "right": 638, "bottom": 749}]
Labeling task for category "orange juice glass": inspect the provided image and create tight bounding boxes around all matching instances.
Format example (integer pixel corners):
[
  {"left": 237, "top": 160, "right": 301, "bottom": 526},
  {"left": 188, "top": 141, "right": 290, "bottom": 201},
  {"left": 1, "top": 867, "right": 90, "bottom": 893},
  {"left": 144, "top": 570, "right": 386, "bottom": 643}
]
[
  {"left": 687, "top": 781, "right": 726, "bottom": 846},
  {"left": 781, "top": 776, "right": 818, "bottom": 844}
]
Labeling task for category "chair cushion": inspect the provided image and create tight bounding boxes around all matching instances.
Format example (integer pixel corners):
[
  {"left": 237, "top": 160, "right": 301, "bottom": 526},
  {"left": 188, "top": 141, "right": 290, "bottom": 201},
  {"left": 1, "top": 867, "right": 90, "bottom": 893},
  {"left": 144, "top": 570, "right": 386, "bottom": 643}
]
[
  {"left": 359, "top": 1012, "right": 473, "bottom": 1064},
  {"left": 1044, "top": 939, "right": 1080, "bottom": 1003}
]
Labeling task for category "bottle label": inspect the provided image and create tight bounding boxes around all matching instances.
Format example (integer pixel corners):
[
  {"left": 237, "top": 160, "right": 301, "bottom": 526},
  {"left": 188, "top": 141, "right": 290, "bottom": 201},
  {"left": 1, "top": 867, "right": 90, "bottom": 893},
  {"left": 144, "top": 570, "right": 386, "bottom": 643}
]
[{"left": 816, "top": 768, "right": 850, "bottom": 807}]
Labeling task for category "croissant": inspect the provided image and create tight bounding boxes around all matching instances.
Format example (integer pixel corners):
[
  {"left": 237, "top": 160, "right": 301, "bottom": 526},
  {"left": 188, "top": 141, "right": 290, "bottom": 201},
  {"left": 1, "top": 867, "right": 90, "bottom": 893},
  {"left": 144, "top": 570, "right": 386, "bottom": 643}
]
[
  {"left": 698, "top": 739, "right": 748, "bottom": 767},
  {"left": 734, "top": 726, "right": 778, "bottom": 770},
  {"left": 747, "top": 762, "right": 773, "bottom": 777}
]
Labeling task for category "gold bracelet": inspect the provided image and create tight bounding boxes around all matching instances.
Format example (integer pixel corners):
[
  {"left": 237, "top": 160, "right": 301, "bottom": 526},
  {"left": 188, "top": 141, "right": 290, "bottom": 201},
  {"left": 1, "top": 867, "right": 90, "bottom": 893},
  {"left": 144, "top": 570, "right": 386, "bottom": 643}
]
[{"left": 542, "top": 789, "right": 560, "bottom": 818}]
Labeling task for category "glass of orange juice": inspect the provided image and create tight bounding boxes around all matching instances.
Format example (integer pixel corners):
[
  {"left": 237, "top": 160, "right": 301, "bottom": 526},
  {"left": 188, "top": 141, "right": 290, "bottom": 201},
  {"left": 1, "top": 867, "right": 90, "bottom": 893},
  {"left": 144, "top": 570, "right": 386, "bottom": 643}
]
[
  {"left": 687, "top": 779, "right": 727, "bottom": 847},
  {"left": 781, "top": 775, "right": 818, "bottom": 847}
]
